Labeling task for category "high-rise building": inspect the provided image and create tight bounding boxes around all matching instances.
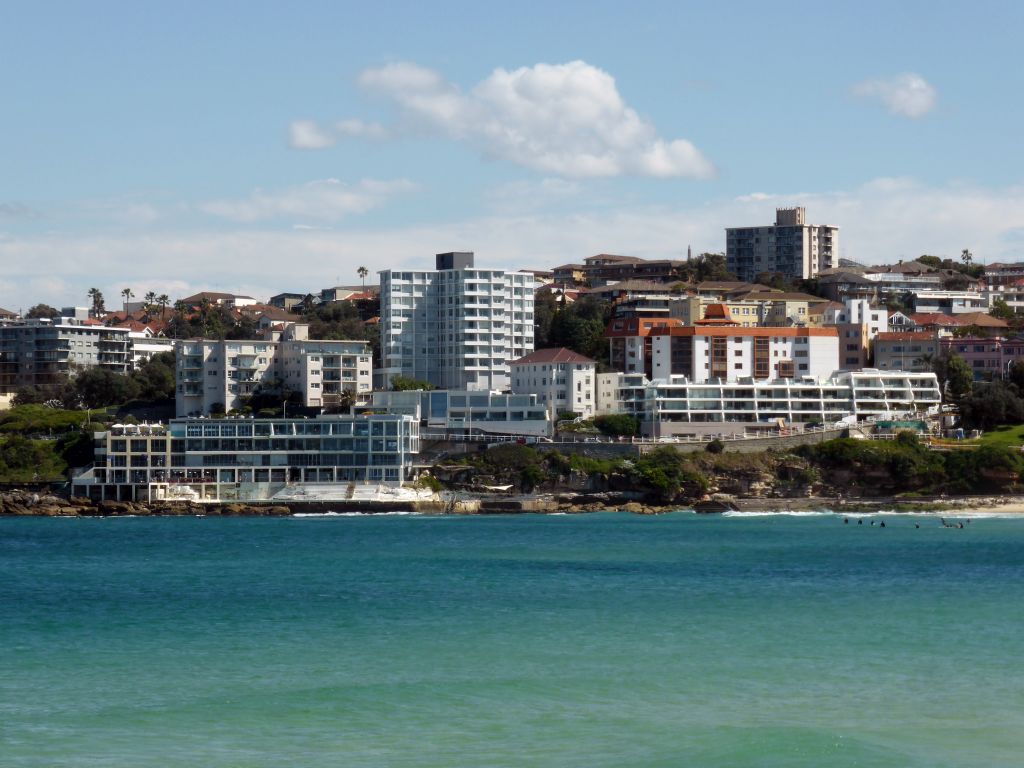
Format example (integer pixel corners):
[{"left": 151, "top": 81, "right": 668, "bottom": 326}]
[
  {"left": 726, "top": 207, "right": 838, "bottom": 282},
  {"left": 377, "top": 252, "right": 535, "bottom": 390}
]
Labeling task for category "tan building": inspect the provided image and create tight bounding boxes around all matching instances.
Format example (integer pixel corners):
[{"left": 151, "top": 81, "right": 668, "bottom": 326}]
[
  {"left": 726, "top": 207, "right": 839, "bottom": 282},
  {"left": 873, "top": 332, "right": 940, "bottom": 372}
]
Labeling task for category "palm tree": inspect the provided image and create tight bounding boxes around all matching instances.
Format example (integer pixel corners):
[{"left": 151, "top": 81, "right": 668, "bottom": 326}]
[
  {"left": 156, "top": 294, "right": 170, "bottom": 319},
  {"left": 121, "top": 288, "right": 134, "bottom": 314},
  {"left": 144, "top": 291, "right": 157, "bottom": 314},
  {"left": 357, "top": 266, "right": 369, "bottom": 288},
  {"left": 87, "top": 288, "right": 105, "bottom": 317}
]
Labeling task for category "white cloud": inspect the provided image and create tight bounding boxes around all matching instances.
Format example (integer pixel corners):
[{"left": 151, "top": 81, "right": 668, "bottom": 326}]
[
  {"left": 200, "top": 178, "right": 415, "bottom": 223},
  {"left": 289, "top": 120, "right": 336, "bottom": 149},
  {"left": 334, "top": 119, "right": 388, "bottom": 139},
  {"left": 298, "top": 60, "right": 715, "bottom": 179},
  {"left": 853, "top": 73, "right": 937, "bottom": 118},
  {"left": 7, "top": 178, "right": 1024, "bottom": 310},
  {"left": 289, "top": 119, "right": 388, "bottom": 148}
]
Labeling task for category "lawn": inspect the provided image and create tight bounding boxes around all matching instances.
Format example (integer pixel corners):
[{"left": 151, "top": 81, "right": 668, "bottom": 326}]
[{"left": 978, "top": 424, "right": 1024, "bottom": 448}]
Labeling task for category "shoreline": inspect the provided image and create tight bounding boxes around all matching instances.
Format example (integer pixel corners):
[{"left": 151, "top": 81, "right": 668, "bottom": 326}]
[{"left": 4, "top": 488, "right": 1024, "bottom": 518}]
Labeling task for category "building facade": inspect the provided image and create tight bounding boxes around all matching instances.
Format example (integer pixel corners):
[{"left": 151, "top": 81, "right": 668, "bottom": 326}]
[
  {"left": 367, "top": 389, "right": 550, "bottom": 437},
  {"left": 873, "top": 332, "right": 940, "bottom": 372},
  {"left": 176, "top": 322, "right": 371, "bottom": 416},
  {"left": 608, "top": 370, "right": 941, "bottom": 438},
  {"left": 822, "top": 299, "right": 889, "bottom": 370},
  {"left": 377, "top": 252, "right": 535, "bottom": 390},
  {"left": 71, "top": 414, "right": 420, "bottom": 502},
  {"left": 726, "top": 207, "right": 839, "bottom": 282},
  {"left": 510, "top": 348, "right": 597, "bottom": 419},
  {"left": 647, "top": 326, "right": 840, "bottom": 383},
  {"left": 0, "top": 311, "right": 130, "bottom": 393}
]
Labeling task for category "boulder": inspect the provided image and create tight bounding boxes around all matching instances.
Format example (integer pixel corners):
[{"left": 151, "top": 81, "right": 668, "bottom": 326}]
[{"left": 97, "top": 500, "right": 133, "bottom": 516}]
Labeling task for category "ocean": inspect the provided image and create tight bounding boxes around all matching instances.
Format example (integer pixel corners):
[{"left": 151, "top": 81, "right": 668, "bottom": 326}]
[{"left": 2, "top": 512, "right": 1023, "bottom": 767}]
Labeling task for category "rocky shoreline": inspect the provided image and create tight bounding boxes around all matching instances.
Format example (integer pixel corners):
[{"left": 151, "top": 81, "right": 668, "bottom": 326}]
[{"left": 3, "top": 489, "right": 1023, "bottom": 518}]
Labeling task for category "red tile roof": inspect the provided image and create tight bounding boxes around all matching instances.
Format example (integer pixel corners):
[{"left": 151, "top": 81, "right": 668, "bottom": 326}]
[
  {"left": 876, "top": 331, "right": 937, "bottom": 342},
  {"left": 512, "top": 348, "right": 597, "bottom": 365}
]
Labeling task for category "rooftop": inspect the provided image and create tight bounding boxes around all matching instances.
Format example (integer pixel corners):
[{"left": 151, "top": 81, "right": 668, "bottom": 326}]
[{"left": 512, "top": 347, "right": 597, "bottom": 365}]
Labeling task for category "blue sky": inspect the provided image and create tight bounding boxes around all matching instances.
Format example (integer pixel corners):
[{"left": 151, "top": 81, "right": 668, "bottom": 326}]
[{"left": 2, "top": 0, "right": 1024, "bottom": 309}]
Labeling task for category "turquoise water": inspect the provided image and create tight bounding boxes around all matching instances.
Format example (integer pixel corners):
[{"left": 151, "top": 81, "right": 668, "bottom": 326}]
[{"left": 2, "top": 512, "right": 1024, "bottom": 767}]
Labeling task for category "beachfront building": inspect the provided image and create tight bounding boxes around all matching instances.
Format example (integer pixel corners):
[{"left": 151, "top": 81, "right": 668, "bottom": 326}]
[
  {"left": 607, "top": 370, "right": 941, "bottom": 438},
  {"left": 647, "top": 325, "right": 840, "bottom": 383},
  {"left": 0, "top": 309, "right": 130, "bottom": 393},
  {"left": 377, "top": 252, "right": 536, "bottom": 391},
  {"left": 175, "top": 321, "right": 371, "bottom": 416},
  {"left": 70, "top": 413, "right": 420, "bottom": 502},
  {"left": 510, "top": 348, "right": 597, "bottom": 419},
  {"left": 366, "top": 389, "right": 551, "bottom": 437},
  {"left": 726, "top": 207, "right": 839, "bottom": 282}
]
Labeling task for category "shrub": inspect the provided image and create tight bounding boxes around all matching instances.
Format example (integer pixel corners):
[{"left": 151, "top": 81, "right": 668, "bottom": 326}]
[
  {"left": 594, "top": 414, "right": 639, "bottom": 437},
  {"left": 633, "top": 447, "right": 709, "bottom": 502},
  {"left": 705, "top": 438, "right": 725, "bottom": 454},
  {"left": 415, "top": 474, "right": 443, "bottom": 492}
]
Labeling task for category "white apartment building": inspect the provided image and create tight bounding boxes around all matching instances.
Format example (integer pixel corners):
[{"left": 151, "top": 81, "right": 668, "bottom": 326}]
[
  {"left": 128, "top": 328, "right": 174, "bottom": 368},
  {"left": 377, "top": 252, "right": 535, "bottom": 391},
  {"left": 648, "top": 327, "right": 840, "bottom": 383},
  {"left": 823, "top": 299, "right": 889, "bottom": 370},
  {"left": 726, "top": 207, "right": 839, "bottom": 282},
  {"left": 608, "top": 370, "right": 941, "bottom": 438},
  {"left": 176, "top": 322, "right": 371, "bottom": 416},
  {"left": 510, "top": 348, "right": 597, "bottom": 419},
  {"left": 367, "top": 389, "right": 551, "bottom": 437},
  {"left": 911, "top": 290, "right": 990, "bottom": 315},
  {"left": 596, "top": 372, "right": 623, "bottom": 415}
]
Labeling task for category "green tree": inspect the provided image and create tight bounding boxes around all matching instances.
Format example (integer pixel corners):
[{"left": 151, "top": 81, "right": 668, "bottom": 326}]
[
  {"left": 1008, "top": 360, "right": 1024, "bottom": 391},
  {"left": 959, "top": 382, "right": 1024, "bottom": 430},
  {"left": 156, "top": 294, "right": 170, "bottom": 319},
  {"left": 130, "top": 351, "right": 176, "bottom": 401},
  {"left": 594, "top": 414, "right": 639, "bottom": 436},
  {"left": 357, "top": 266, "right": 369, "bottom": 288},
  {"left": 73, "top": 368, "right": 139, "bottom": 409},
  {"left": 25, "top": 304, "right": 59, "bottom": 319},
  {"left": 121, "top": 287, "right": 134, "bottom": 313},
  {"left": 143, "top": 291, "right": 157, "bottom": 314},
  {"left": 533, "top": 289, "right": 559, "bottom": 349},
  {"left": 87, "top": 288, "right": 105, "bottom": 316},
  {"left": 990, "top": 298, "right": 1016, "bottom": 321},
  {"left": 945, "top": 354, "right": 974, "bottom": 402}
]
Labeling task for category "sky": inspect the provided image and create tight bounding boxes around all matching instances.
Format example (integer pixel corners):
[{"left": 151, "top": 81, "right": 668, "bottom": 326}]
[{"left": 2, "top": 0, "right": 1024, "bottom": 311}]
